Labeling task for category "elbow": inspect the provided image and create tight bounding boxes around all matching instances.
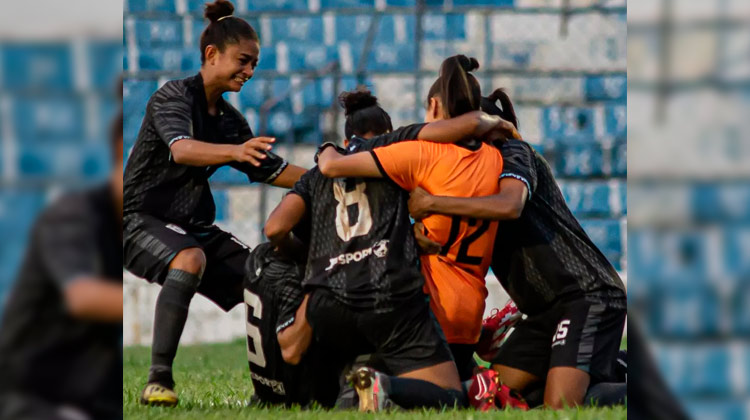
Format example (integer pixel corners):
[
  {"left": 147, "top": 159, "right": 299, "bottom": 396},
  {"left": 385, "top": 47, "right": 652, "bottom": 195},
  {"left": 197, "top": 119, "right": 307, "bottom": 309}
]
[
  {"left": 318, "top": 159, "right": 336, "bottom": 178},
  {"left": 170, "top": 145, "right": 186, "bottom": 164},
  {"left": 281, "top": 344, "right": 303, "bottom": 365},
  {"left": 506, "top": 202, "right": 525, "bottom": 220},
  {"left": 263, "top": 219, "right": 288, "bottom": 244}
]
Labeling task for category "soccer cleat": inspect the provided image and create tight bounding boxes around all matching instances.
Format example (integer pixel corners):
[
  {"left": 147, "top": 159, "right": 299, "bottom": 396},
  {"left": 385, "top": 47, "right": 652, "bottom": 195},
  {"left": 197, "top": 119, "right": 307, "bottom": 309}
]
[
  {"left": 495, "top": 383, "right": 529, "bottom": 410},
  {"left": 140, "top": 383, "right": 179, "bottom": 407},
  {"left": 476, "top": 300, "right": 522, "bottom": 362},
  {"left": 466, "top": 368, "right": 500, "bottom": 411},
  {"left": 347, "top": 367, "right": 389, "bottom": 412}
]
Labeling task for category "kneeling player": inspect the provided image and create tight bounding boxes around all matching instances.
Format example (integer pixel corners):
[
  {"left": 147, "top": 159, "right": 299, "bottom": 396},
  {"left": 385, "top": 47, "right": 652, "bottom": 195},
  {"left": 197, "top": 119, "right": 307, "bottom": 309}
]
[{"left": 242, "top": 242, "right": 340, "bottom": 407}]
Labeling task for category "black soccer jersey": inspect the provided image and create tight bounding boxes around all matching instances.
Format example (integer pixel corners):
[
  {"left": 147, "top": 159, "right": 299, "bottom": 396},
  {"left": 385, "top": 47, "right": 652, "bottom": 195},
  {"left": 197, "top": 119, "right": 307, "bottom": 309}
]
[
  {"left": 0, "top": 184, "right": 122, "bottom": 418},
  {"left": 290, "top": 124, "right": 426, "bottom": 311},
  {"left": 243, "top": 243, "right": 338, "bottom": 407},
  {"left": 490, "top": 139, "right": 626, "bottom": 315},
  {"left": 123, "top": 73, "right": 288, "bottom": 229}
]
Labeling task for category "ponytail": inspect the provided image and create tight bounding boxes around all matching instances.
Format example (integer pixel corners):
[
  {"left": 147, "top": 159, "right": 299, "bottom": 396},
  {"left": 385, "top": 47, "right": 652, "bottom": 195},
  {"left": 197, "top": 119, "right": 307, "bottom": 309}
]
[
  {"left": 482, "top": 88, "right": 518, "bottom": 129},
  {"left": 426, "top": 55, "right": 482, "bottom": 118}
]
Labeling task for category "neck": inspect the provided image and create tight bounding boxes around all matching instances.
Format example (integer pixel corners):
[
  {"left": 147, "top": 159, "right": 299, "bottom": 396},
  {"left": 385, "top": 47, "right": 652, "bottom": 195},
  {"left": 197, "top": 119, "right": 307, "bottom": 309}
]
[{"left": 200, "top": 69, "right": 223, "bottom": 114}]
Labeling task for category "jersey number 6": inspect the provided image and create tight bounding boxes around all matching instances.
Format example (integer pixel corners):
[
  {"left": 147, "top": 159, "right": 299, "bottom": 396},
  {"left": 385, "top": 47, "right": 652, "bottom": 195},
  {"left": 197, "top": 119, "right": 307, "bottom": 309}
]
[
  {"left": 244, "top": 289, "right": 267, "bottom": 368},
  {"left": 332, "top": 179, "right": 373, "bottom": 241}
]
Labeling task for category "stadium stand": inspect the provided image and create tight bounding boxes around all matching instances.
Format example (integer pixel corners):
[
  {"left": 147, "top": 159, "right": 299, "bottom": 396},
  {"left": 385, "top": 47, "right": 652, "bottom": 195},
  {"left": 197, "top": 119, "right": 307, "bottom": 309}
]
[
  {"left": 121, "top": 0, "right": 628, "bottom": 273},
  {"left": 0, "top": 41, "right": 120, "bottom": 308}
]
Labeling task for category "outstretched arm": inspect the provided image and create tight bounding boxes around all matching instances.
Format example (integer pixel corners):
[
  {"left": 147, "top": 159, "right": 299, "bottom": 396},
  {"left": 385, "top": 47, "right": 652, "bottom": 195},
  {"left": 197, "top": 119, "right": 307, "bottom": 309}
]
[
  {"left": 317, "top": 147, "right": 382, "bottom": 178},
  {"left": 408, "top": 177, "right": 529, "bottom": 221},
  {"left": 270, "top": 164, "right": 307, "bottom": 188},
  {"left": 415, "top": 111, "right": 521, "bottom": 144},
  {"left": 171, "top": 136, "right": 276, "bottom": 167}
]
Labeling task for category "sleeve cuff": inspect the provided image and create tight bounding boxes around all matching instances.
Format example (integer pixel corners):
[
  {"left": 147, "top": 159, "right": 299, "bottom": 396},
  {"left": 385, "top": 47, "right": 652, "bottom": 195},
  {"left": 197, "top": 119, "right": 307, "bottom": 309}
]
[
  {"left": 500, "top": 173, "right": 532, "bottom": 200},
  {"left": 168, "top": 135, "right": 191, "bottom": 147},
  {"left": 263, "top": 160, "right": 289, "bottom": 184},
  {"left": 276, "top": 316, "right": 296, "bottom": 334},
  {"left": 370, "top": 151, "right": 394, "bottom": 184}
]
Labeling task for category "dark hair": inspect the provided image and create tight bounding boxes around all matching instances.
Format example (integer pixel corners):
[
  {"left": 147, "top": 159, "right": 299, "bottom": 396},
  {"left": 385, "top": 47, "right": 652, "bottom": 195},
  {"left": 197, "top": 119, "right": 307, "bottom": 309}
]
[
  {"left": 426, "top": 55, "right": 481, "bottom": 118},
  {"left": 111, "top": 109, "right": 123, "bottom": 162},
  {"left": 339, "top": 88, "right": 393, "bottom": 139},
  {"left": 481, "top": 88, "right": 518, "bottom": 129},
  {"left": 200, "top": 0, "right": 260, "bottom": 64}
]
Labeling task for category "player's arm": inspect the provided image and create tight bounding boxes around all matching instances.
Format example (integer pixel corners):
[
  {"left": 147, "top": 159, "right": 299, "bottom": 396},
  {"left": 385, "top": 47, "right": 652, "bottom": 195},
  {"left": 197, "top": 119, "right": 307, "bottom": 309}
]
[
  {"left": 38, "top": 202, "right": 123, "bottom": 322},
  {"left": 408, "top": 178, "right": 528, "bottom": 221},
  {"left": 264, "top": 193, "right": 307, "bottom": 248},
  {"left": 277, "top": 294, "right": 312, "bottom": 365},
  {"left": 170, "top": 137, "right": 277, "bottom": 167},
  {"left": 316, "top": 147, "right": 382, "bottom": 179},
  {"left": 269, "top": 164, "right": 307, "bottom": 188},
  {"left": 416, "top": 111, "right": 521, "bottom": 144},
  {"left": 65, "top": 278, "right": 123, "bottom": 322}
]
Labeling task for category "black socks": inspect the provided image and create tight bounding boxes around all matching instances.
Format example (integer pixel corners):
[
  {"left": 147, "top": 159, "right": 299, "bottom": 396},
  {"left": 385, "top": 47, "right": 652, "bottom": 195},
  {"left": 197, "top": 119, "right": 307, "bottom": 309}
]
[
  {"left": 149, "top": 269, "right": 202, "bottom": 388},
  {"left": 384, "top": 376, "right": 467, "bottom": 409}
]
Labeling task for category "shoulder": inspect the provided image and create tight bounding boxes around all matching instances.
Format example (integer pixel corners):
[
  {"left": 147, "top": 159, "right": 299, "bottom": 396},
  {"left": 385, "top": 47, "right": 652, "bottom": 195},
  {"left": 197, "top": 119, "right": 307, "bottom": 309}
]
[{"left": 151, "top": 78, "right": 195, "bottom": 106}]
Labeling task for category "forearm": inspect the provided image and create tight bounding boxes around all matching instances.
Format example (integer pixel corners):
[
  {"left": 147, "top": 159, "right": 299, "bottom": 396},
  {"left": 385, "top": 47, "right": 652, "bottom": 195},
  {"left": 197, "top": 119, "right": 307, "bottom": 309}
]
[
  {"left": 170, "top": 139, "right": 237, "bottom": 166},
  {"left": 271, "top": 164, "right": 307, "bottom": 188},
  {"left": 416, "top": 111, "right": 482, "bottom": 143},
  {"left": 430, "top": 194, "right": 523, "bottom": 220},
  {"left": 65, "top": 278, "right": 123, "bottom": 322}
]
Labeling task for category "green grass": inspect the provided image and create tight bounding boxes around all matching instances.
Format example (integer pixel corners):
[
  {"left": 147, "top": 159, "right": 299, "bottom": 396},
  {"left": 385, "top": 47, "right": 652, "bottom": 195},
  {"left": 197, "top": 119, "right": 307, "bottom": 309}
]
[{"left": 124, "top": 340, "right": 627, "bottom": 419}]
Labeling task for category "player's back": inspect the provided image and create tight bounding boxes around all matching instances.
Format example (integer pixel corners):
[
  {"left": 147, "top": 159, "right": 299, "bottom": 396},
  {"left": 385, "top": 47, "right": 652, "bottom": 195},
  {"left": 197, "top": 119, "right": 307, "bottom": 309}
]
[
  {"left": 372, "top": 140, "right": 503, "bottom": 344},
  {"left": 291, "top": 148, "right": 424, "bottom": 312},
  {"left": 243, "top": 243, "right": 338, "bottom": 407}
]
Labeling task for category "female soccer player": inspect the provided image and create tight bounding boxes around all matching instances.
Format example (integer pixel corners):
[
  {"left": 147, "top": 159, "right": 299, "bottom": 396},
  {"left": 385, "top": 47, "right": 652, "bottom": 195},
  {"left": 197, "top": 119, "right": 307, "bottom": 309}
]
[
  {"left": 316, "top": 55, "right": 514, "bottom": 384},
  {"left": 122, "top": 0, "right": 306, "bottom": 406},
  {"left": 407, "top": 88, "right": 627, "bottom": 409}
]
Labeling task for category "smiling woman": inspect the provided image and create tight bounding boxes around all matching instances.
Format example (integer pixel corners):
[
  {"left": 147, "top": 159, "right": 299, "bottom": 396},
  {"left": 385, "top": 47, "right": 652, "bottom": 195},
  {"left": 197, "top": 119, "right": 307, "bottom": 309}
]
[{"left": 121, "top": 0, "right": 308, "bottom": 408}]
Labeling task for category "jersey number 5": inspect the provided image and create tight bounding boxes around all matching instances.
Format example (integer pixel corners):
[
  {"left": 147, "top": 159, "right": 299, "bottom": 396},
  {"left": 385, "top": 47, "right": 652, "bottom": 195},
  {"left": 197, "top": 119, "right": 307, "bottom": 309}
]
[
  {"left": 244, "top": 289, "right": 267, "bottom": 368},
  {"left": 332, "top": 179, "right": 373, "bottom": 241}
]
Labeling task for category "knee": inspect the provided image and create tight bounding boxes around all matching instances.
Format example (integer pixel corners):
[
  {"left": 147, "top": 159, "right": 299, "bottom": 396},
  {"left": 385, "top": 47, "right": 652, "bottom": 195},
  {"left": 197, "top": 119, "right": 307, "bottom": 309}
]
[
  {"left": 544, "top": 392, "right": 583, "bottom": 410},
  {"left": 170, "top": 247, "right": 207, "bottom": 275}
]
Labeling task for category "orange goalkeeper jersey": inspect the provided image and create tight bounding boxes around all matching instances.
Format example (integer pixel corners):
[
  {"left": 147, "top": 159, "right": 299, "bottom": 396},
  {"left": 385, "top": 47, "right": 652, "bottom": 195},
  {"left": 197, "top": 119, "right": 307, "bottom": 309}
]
[{"left": 371, "top": 140, "right": 503, "bottom": 344}]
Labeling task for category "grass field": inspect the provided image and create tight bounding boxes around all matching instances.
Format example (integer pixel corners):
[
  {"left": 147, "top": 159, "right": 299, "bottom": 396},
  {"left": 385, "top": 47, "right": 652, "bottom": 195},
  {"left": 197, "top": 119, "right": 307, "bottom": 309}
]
[{"left": 124, "top": 339, "right": 627, "bottom": 419}]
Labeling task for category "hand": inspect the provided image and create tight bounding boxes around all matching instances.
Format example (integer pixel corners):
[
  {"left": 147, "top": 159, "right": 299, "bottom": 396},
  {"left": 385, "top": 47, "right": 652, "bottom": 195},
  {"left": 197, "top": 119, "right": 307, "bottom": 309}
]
[
  {"left": 413, "top": 222, "right": 441, "bottom": 255},
  {"left": 408, "top": 187, "right": 435, "bottom": 220},
  {"left": 477, "top": 113, "right": 521, "bottom": 143},
  {"left": 234, "top": 137, "right": 275, "bottom": 166}
]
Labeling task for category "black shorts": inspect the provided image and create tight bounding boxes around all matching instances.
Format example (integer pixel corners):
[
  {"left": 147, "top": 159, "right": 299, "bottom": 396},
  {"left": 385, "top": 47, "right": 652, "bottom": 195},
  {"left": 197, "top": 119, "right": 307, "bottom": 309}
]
[
  {"left": 123, "top": 213, "right": 251, "bottom": 311},
  {"left": 493, "top": 298, "right": 626, "bottom": 384},
  {"left": 306, "top": 289, "right": 455, "bottom": 376}
]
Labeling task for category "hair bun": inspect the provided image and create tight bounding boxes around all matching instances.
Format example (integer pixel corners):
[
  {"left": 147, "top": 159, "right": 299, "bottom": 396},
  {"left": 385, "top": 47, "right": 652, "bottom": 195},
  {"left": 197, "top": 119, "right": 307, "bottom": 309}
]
[
  {"left": 339, "top": 88, "right": 379, "bottom": 116},
  {"left": 205, "top": 0, "right": 235, "bottom": 23},
  {"left": 457, "top": 55, "right": 479, "bottom": 73}
]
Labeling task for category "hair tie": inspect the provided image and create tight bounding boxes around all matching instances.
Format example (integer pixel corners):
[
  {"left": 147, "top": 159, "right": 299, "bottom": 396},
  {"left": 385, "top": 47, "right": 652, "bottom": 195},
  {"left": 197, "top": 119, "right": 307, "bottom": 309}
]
[{"left": 217, "top": 15, "right": 233, "bottom": 22}]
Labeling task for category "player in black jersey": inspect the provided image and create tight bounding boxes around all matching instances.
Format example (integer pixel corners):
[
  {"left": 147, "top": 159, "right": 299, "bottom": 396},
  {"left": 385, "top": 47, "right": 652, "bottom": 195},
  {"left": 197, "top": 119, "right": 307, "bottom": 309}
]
[
  {"left": 263, "top": 89, "right": 517, "bottom": 412},
  {"left": 123, "top": 0, "right": 306, "bottom": 406},
  {"left": 406, "top": 88, "right": 627, "bottom": 409},
  {"left": 0, "top": 112, "right": 123, "bottom": 419},
  {"left": 242, "top": 242, "right": 340, "bottom": 407}
]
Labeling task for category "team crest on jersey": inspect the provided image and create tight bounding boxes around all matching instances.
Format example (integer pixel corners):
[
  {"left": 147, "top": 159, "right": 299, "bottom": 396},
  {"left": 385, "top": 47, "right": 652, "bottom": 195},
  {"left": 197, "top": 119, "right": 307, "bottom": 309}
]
[
  {"left": 165, "top": 223, "right": 187, "bottom": 235},
  {"left": 325, "top": 239, "right": 389, "bottom": 271}
]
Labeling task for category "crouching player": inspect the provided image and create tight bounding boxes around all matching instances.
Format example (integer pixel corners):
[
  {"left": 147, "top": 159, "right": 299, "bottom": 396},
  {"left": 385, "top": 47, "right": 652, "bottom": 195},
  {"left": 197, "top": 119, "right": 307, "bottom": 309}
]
[{"left": 242, "top": 242, "right": 340, "bottom": 407}]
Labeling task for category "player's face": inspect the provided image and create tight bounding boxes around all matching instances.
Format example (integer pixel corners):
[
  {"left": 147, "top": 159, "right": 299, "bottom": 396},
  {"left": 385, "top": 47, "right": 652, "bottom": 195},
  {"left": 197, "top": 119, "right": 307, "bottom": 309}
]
[{"left": 210, "top": 39, "right": 260, "bottom": 92}]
